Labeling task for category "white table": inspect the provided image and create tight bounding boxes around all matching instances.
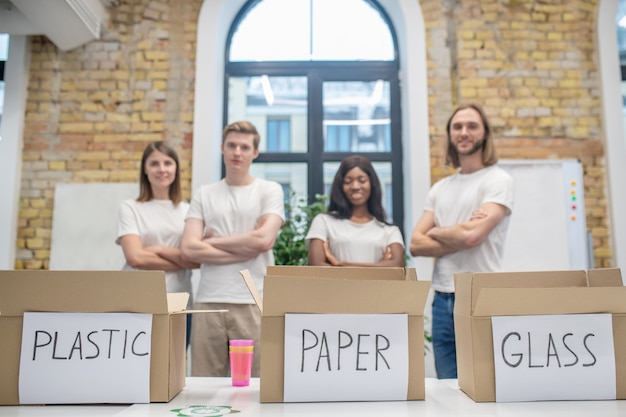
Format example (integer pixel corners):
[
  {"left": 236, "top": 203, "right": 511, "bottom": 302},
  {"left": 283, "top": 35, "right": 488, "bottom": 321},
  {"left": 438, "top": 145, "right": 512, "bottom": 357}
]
[
  {"left": 1, "top": 378, "right": 625, "bottom": 416},
  {"left": 118, "top": 378, "right": 626, "bottom": 417}
]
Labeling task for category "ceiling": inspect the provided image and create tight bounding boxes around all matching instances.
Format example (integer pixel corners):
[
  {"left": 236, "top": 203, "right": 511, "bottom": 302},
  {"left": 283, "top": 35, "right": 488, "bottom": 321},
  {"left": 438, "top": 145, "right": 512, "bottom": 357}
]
[{"left": 0, "top": 0, "right": 110, "bottom": 51}]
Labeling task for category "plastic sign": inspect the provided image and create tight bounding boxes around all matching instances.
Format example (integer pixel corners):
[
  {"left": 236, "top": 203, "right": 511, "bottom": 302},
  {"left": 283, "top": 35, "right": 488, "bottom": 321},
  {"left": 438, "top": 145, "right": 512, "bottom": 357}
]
[
  {"left": 491, "top": 314, "right": 616, "bottom": 402},
  {"left": 19, "top": 312, "right": 152, "bottom": 404},
  {"left": 283, "top": 313, "right": 409, "bottom": 402}
]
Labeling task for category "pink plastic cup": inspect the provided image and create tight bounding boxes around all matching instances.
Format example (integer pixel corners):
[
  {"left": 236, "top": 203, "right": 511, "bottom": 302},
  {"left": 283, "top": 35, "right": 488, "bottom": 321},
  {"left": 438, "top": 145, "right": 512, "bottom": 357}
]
[{"left": 229, "top": 339, "right": 254, "bottom": 386}]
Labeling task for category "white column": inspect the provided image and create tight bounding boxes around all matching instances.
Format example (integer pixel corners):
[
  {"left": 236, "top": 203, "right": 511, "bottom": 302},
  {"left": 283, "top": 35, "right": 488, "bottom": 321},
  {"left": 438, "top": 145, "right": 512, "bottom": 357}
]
[
  {"left": 598, "top": 0, "right": 626, "bottom": 271},
  {"left": 0, "top": 35, "right": 30, "bottom": 269}
]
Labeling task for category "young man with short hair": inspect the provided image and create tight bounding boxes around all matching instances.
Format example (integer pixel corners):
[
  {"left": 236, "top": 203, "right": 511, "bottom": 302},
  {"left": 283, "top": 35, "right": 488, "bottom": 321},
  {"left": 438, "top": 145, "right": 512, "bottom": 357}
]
[{"left": 182, "top": 120, "right": 285, "bottom": 376}]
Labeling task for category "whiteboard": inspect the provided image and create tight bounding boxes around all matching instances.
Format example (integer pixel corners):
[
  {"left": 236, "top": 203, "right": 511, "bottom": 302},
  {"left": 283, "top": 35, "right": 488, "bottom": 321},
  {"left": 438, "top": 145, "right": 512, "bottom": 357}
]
[
  {"left": 49, "top": 183, "right": 139, "bottom": 270},
  {"left": 499, "top": 160, "right": 589, "bottom": 272}
]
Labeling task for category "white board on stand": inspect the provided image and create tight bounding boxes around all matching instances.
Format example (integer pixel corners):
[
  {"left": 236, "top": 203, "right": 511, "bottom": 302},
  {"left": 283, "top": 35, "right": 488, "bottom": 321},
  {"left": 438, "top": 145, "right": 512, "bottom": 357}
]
[
  {"left": 49, "top": 183, "right": 138, "bottom": 270},
  {"left": 499, "top": 160, "right": 589, "bottom": 272}
]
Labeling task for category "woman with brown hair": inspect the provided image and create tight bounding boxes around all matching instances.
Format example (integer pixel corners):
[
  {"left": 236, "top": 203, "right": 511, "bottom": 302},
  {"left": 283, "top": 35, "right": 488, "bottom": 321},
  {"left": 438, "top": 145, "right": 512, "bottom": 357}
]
[{"left": 116, "top": 141, "right": 198, "bottom": 342}]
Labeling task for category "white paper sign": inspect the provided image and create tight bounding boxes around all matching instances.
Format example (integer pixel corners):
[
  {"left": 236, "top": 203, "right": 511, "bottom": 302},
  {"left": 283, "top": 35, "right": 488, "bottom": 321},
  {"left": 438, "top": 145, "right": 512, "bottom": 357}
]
[
  {"left": 491, "top": 314, "right": 616, "bottom": 402},
  {"left": 283, "top": 313, "right": 409, "bottom": 402},
  {"left": 19, "top": 312, "right": 152, "bottom": 404}
]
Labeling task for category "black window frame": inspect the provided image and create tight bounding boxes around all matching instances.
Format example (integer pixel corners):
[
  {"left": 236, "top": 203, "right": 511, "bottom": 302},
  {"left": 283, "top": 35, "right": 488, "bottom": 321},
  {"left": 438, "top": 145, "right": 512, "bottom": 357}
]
[{"left": 223, "top": 0, "right": 404, "bottom": 231}]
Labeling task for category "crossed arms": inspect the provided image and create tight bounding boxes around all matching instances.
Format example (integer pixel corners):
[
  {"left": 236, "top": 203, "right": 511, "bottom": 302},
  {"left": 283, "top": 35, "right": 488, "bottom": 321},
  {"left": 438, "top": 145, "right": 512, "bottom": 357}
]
[
  {"left": 308, "top": 239, "right": 405, "bottom": 267},
  {"left": 119, "top": 235, "right": 199, "bottom": 271},
  {"left": 180, "top": 214, "right": 284, "bottom": 265},
  {"left": 409, "top": 202, "right": 508, "bottom": 258}
]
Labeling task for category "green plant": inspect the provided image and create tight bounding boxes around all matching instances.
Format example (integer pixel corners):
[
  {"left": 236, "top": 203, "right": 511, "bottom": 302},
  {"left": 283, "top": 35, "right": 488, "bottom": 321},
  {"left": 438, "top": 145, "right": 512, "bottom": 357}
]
[{"left": 273, "top": 192, "right": 328, "bottom": 266}]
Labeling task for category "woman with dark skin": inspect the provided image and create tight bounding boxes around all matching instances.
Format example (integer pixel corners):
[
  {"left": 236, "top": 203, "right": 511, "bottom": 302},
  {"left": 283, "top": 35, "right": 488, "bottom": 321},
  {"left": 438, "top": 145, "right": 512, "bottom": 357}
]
[{"left": 306, "top": 155, "right": 405, "bottom": 267}]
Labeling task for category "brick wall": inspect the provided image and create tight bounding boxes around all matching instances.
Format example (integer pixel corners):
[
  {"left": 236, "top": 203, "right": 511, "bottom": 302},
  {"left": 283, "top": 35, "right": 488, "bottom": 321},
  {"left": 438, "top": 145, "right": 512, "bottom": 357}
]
[
  {"left": 15, "top": 0, "right": 612, "bottom": 268},
  {"left": 15, "top": 0, "right": 201, "bottom": 269},
  {"left": 423, "top": 0, "right": 610, "bottom": 267}
]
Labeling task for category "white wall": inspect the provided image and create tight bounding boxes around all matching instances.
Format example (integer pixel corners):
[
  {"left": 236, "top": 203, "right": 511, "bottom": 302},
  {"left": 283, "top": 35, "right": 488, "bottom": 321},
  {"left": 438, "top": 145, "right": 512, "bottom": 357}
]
[
  {"left": 598, "top": 0, "right": 626, "bottom": 270},
  {"left": 0, "top": 35, "right": 29, "bottom": 270}
]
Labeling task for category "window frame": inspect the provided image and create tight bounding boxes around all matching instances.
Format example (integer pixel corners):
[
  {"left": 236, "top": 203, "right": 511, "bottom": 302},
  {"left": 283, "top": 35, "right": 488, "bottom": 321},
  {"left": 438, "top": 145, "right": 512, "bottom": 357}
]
[{"left": 223, "top": 0, "right": 404, "bottom": 228}]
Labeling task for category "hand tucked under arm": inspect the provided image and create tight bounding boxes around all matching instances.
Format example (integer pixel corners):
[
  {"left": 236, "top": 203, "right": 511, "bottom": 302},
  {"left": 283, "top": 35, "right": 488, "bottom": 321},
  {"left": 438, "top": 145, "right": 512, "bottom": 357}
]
[{"left": 307, "top": 238, "right": 332, "bottom": 266}]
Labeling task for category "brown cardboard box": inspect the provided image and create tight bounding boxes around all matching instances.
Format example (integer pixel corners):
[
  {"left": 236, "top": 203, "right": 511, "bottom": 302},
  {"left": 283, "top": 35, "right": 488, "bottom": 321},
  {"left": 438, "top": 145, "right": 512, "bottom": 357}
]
[
  {"left": 0, "top": 270, "right": 189, "bottom": 405},
  {"left": 454, "top": 268, "right": 626, "bottom": 402},
  {"left": 242, "top": 266, "right": 430, "bottom": 403}
]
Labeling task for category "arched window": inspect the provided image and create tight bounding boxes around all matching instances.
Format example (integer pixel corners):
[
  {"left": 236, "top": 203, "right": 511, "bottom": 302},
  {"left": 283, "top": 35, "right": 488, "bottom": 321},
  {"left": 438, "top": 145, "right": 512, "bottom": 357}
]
[
  {"left": 0, "top": 34, "right": 7, "bottom": 139},
  {"left": 617, "top": 0, "right": 626, "bottom": 141},
  {"left": 224, "top": 0, "right": 403, "bottom": 226}
]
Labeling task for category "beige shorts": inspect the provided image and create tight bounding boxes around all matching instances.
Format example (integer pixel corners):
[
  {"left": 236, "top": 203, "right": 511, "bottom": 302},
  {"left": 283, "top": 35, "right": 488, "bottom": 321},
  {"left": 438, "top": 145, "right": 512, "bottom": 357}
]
[{"left": 190, "top": 302, "right": 261, "bottom": 377}]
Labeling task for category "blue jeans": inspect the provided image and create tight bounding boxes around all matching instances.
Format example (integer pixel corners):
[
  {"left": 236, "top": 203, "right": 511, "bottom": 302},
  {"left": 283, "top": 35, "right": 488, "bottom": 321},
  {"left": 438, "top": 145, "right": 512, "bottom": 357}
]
[{"left": 432, "top": 291, "right": 457, "bottom": 379}]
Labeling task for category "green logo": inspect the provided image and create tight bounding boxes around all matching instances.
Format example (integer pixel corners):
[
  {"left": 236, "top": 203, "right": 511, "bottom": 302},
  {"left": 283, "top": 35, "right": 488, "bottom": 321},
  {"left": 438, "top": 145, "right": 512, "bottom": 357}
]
[{"left": 170, "top": 405, "right": 241, "bottom": 416}]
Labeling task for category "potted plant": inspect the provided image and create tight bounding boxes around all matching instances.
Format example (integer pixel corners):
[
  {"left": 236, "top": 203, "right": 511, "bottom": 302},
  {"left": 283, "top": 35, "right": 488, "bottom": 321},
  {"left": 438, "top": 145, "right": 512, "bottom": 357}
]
[{"left": 273, "top": 192, "right": 328, "bottom": 266}]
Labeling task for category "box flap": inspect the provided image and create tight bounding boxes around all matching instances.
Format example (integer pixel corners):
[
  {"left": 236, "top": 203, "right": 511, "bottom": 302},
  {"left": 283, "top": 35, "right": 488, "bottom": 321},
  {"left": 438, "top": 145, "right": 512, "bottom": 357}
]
[
  {"left": 0, "top": 270, "right": 169, "bottom": 316},
  {"left": 167, "top": 292, "right": 189, "bottom": 313},
  {"left": 473, "top": 287, "right": 626, "bottom": 316},
  {"left": 266, "top": 265, "right": 414, "bottom": 281},
  {"left": 240, "top": 269, "right": 263, "bottom": 314},
  {"left": 262, "top": 274, "right": 429, "bottom": 317},
  {"left": 588, "top": 268, "right": 623, "bottom": 287},
  {"left": 455, "top": 270, "right": 588, "bottom": 315}
]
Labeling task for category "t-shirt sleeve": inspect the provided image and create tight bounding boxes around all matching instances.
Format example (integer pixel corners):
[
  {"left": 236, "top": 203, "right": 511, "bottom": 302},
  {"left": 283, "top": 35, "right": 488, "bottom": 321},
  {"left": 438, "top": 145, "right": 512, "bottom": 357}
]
[
  {"left": 386, "top": 225, "right": 405, "bottom": 248},
  {"left": 116, "top": 200, "right": 138, "bottom": 245},
  {"left": 261, "top": 181, "right": 286, "bottom": 221},
  {"left": 304, "top": 214, "right": 328, "bottom": 246},
  {"left": 186, "top": 187, "right": 205, "bottom": 220},
  {"left": 423, "top": 179, "right": 442, "bottom": 213},
  {"left": 483, "top": 170, "right": 515, "bottom": 215}
]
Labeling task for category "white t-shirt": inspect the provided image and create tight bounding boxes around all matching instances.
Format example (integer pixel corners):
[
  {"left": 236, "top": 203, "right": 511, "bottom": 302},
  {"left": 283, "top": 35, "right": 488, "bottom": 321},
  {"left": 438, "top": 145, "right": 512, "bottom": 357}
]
[
  {"left": 116, "top": 199, "right": 193, "bottom": 298},
  {"left": 426, "top": 165, "right": 514, "bottom": 293},
  {"left": 186, "top": 178, "right": 285, "bottom": 304},
  {"left": 305, "top": 213, "right": 405, "bottom": 263}
]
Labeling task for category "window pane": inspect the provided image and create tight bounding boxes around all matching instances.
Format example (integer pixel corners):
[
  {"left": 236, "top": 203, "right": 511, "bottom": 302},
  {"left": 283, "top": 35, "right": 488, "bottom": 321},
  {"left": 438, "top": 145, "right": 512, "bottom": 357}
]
[
  {"left": 311, "top": 0, "right": 394, "bottom": 61},
  {"left": 267, "top": 118, "right": 291, "bottom": 152},
  {"left": 229, "top": 0, "right": 394, "bottom": 61},
  {"left": 0, "top": 34, "right": 8, "bottom": 61},
  {"left": 618, "top": 1, "right": 626, "bottom": 144},
  {"left": 323, "top": 161, "right": 394, "bottom": 223},
  {"left": 230, "top": 0, "right": 310, "bottom": 61},
  {"left": 250, "top": 162, "right": 308, "bottom": 200},
  {"left": 0, "top": 34, "right": 6, "bottom": 142},
  {"left": 228, "top": 76, "right": 308, "bottom": 153},
  {"left": 618, "top": 0, "right": 626, "bottom": 65},
  {"left": 323, "top": 80, "right": 391, "bottom": 152}
]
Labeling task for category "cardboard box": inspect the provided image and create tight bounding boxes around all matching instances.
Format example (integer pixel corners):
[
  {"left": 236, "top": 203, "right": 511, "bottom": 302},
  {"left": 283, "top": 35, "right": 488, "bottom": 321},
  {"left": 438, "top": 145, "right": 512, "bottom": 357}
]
[
  {"left": 454, "top": 268, "right": 626, "bottom": 402},
  {"left": 243, "top": 266, "right": 430, "bottom": 403},
  {"left": 0, "top": 270, "right": 189, "bottom": 405}
]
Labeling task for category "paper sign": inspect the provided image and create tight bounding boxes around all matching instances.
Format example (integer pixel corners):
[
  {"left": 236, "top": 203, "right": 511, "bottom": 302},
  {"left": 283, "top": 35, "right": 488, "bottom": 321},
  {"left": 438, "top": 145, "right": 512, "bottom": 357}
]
[
  {"left": 19, "top": 312, "right": 152, "bottom": 404},
  {"left": 491, "top": 314, "right": 616, "bottom": 402},
  {"left": 283, "top": 313, "right": 409, "bottom": 402}
]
